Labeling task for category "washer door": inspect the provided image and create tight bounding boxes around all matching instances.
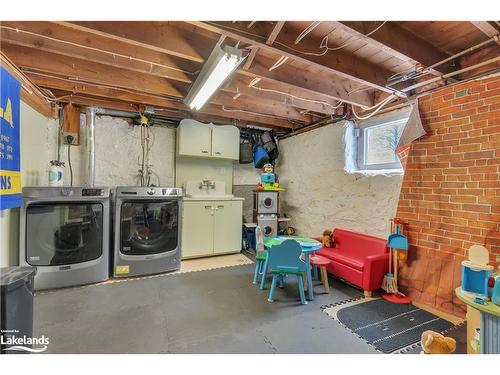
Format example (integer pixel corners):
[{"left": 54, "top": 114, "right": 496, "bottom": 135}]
[
  {"left": 120, "top": 200, "right": 179, "bottom": 256},
  {"left": 25, "top": 202, "right": 103, "bottom": 266}
]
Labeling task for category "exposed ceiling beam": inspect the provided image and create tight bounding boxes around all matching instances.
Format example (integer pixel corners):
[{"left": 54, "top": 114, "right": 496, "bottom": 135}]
[
  {"left": 244, "top": 21, "right": 285, "bottom": 71},
  {"left": 0, "top": 42, "right": 186, "bottom": 99},
  {"left": 470, "top": 21, "right": 500, "bottom": 45},
  {"left": 224, "top": 77, "right": 340, "bottom": 115},
  {"left": 29, "top": 73, "right": 294, "bottom": 129},
  {"left": 332, "top": 21, "right": 453, "bottom": 75},
  {"left": 48, "top": 20, "right": 372, "bottom": 107},
  {"left": 212, "top": 92, "right": 311, "bottom": 122},
  {"left": 239, "top": 54, "right": 372, "bottom": 107},
  {"left": 57, "top": 21, "right": 212, "bottom": 63},
  {"left": 0, "top": 22, "right": 195, "bottom": 84},
  {"left": 266, "top": 21, "right": 286, "bottom": 45},
  {"left": 0, "top": 58, "right": 54, "bottom": 118},
  {"left": 187, "top": 21, "right": 397, "bottom": 95}
]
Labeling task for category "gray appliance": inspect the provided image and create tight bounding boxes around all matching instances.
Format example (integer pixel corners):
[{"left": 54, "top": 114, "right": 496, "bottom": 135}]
[
  {"left": 256, "top": 213, "right": 278, "bottom": 238},
  {"left": 113, "top": 186, "right": 182, "bottom": 278},
  {"left": 253, "top": 191, "right": 279, "bottom": 215},
  {"left": 20, "top": 186, "right": 110, "bottom": 290}
]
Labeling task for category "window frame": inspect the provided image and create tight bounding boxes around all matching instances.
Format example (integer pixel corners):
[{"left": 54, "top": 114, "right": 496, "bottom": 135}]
[{"left": 355, "top": 111, "right": 409, "bottom": 172}]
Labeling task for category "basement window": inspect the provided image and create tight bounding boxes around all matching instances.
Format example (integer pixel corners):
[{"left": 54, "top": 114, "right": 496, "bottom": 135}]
[{"left": 344, "top": 111, "right": 409, "bottom": 175}]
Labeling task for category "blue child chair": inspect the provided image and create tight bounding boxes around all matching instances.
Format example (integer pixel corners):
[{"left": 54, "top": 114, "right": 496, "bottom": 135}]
[
  {"left": 266, "top": 239, "right": 308, "bottom": 305},
  {"left": 253, "top": 250, "right": 268, "bottom": 284}
]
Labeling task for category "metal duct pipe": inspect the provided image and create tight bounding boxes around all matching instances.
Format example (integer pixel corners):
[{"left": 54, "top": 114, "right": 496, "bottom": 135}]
[
  {"left": 86, "top": 106, "right": 97, "bottom": 187},
  {"left": 95, "top": 107, "right": 138, "bottom": 118}
]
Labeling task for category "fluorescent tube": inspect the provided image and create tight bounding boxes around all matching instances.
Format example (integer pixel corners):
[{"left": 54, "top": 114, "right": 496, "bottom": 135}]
[{"left": 184, "top": 45, "right": 243, "bottom": 111}]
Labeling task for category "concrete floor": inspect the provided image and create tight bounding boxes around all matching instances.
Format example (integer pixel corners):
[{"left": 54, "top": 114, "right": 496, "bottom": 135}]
[{"left": 34, "top": 262, "right": 380, "bottom": 354}]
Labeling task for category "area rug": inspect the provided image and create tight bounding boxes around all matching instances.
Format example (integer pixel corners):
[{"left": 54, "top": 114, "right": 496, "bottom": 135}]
[{"left": 323, "top": 298, "right": 460, "bottom": 353}]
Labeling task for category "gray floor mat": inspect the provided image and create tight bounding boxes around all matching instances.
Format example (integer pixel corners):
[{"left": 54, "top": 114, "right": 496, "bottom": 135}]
[
  {"left": 334, "top": 298, "right": 457, "bottom": 353},
  {"left": 34, "top": 263, "right": 377, "bottom": 354}
]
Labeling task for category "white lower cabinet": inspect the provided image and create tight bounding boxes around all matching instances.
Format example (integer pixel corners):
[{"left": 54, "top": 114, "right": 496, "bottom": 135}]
[{"left": 181, "top": 200, "right": 243, "bottom": 259}]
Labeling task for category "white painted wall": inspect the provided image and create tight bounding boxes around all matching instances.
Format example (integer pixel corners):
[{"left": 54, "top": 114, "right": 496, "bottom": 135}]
[
  {"left": 276, "top": 122, "right": 403, "bottom": 238},
  {"left": 46, "top": 115, "right": 176, "bottom": 187},
  {"left": 0, "top": 111, "right": 177, "bottom": 267},
  {"left": 233, "top": 162, "right": 260, "bottom": 185}
]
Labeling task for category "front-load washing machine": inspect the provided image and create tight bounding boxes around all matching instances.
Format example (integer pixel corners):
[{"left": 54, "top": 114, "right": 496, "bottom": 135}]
[
  {"left": 112, "top": 186, "right": 182, "bottom": 278},
  {"left": 20, "top": 186, "right": 111, "bottom": 290}
]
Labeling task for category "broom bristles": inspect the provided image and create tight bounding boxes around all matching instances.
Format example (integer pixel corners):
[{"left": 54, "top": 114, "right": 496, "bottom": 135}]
[{"left": 381, "top": 274, "right": 398, "bottom": 294}]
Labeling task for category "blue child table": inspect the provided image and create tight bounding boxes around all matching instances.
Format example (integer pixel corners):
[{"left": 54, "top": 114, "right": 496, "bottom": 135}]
[{"left": 263, "top": 236, "right": 323, "bottom": 301}]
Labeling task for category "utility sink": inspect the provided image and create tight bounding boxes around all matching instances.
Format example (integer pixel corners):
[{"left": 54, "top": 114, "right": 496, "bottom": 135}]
[{"left": 184, "top": 180, "right": 234, "bottom": 200}]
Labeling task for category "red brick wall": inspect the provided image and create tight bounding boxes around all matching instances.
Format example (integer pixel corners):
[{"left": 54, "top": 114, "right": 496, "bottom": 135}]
[{"left": 395, "top": 75, "right": 500, "bottom": 318}]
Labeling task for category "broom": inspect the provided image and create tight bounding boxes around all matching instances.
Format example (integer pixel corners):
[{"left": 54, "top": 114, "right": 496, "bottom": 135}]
[
  {"left": 382, "top": 219, "right": 398, "bottom": 294},
  {"left": 382, "top": 248, "right": 398, "bottom": 294}
]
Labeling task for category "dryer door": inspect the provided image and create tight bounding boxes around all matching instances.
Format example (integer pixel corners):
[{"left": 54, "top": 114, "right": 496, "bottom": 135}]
[
  {"left": 25, "top": 202, "right": 103, "bottom": 266},
  {"left": 120, "top": 200, "right": 179, "bottom": 256}
]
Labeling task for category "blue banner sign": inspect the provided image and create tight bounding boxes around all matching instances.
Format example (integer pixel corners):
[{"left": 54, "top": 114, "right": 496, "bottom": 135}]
[{"left": 0, "top": 67, "right": 22, "bottom": 210}]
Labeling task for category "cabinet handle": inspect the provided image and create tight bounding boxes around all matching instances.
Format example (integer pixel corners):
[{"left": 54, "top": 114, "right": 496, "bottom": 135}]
[
  {"left": 201, "top": 150, "right": 209, "bottom": 154},
  {"left": 214, "top": 151, "right": 221, "bottom": 155},
  {"left": 217, "top": 205, "right": 224, "bottom": 209},
  {"left": 204, "top": 205, "right": 213, "bottom": 209}
]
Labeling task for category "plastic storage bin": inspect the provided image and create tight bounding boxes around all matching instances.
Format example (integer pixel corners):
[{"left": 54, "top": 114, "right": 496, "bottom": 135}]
[{"left": 1, "top": 267, "right": 37, "bottom": 354}]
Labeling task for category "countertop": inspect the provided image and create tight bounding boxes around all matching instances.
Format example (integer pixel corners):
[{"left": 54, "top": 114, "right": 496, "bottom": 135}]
[
  {"left": 455, "top": 287, "right": 500, "bottom": 317},
  {"left": 183, "top": 196, "right": 245, "bottom": 201}
]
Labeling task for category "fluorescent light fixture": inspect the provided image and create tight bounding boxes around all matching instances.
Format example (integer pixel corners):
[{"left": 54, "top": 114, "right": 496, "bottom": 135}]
[{"left": 184, "top": 43, "right": 243, "bottom": 111}]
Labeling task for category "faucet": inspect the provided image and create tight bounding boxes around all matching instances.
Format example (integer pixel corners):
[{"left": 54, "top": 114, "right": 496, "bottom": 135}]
[{"left": 199, "top": 180, "right": 216, "bottom": 191}]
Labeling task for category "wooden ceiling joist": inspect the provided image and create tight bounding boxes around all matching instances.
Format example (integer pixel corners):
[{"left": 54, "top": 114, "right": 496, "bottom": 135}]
[
  {"left": 0, "top": 57, "right": 54, "bottom": 118},
  {"left": 224, "top": 78, "right": 340, "bottom": 115},
  {"left": 331, "top": 21, "right": 453, "bottom": 75},
  {"left": 470, "top": 21, "right": 500, "bottom": 45},
  {"left": 212, "top": 92, "right": 311, "bottom": 122},
  {"left": 0, "top": 22, "right": 196, "bottom": 84},
  {"left": 0, "top": 43, "right": 186, "bottom": 98},
  {"left": 58, "top": 21, "right": 212, "bottom": 63},
  {"left": 188, "top": 21, "right": 397, "bottom": 95},
  {"left": 239, "top": 53, "right": 373, "bottom": 107}
]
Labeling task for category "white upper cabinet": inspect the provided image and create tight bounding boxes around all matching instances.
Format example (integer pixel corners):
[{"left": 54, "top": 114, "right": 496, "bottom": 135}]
[
  {"left": 177, "top": 119, "right": 212, "bottom": 157},
  {"left": 211, "top": 126, "right": 240, "bottom": 160},
  {"left": 177, "top": 119, "right": 239, "bottom": 160}
]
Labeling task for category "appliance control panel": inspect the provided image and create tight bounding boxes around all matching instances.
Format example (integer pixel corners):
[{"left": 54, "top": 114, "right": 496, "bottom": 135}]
[{"left": 82, "top": 188, "right": 104, "bottom": 196}]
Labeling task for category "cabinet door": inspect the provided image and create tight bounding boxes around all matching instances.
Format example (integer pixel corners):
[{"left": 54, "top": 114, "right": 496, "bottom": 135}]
[
  {"left": 213, "top": 200, "right": 243, "bottom": 254},
  {"left": 181, "top": 201, "right": 214, "bottom": 258},
  {"left": 178, "top": 120, "right": 212, "bottom": 157},
  {"left": 211, "top": 126, "right": 239, "bottom": 160}
]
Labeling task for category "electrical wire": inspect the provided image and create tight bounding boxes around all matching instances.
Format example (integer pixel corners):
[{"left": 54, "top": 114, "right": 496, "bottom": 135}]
[
  {"left": 248, "top": 79, "right": 344, "bottom": 110},
  {"left": 295, "top": 21, "right": 323, "bottom": 44},
  {"left": 0, "top": 51, "right": 56, "bottom": 103},
  {"left": 67, "top": 142, "right": 73, "bottom": 187},
  {"left": 351, "top": 94, "right": 397, "bottom": 120},
  {"left": 269, "top": 55, "right": 289, "bottom": 71},
  {"left": 23, "top": 70, "right": 184, "bottom": 103},
  {"left": 0, "top": 25, "right": 196, "bottom": 76},
  {"left": 222, "top": 105, "right": 300, "bottom": 121}
]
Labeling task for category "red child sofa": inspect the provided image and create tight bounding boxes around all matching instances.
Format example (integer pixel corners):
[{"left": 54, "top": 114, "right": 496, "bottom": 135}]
[{"left": 314, "top": 228, "right": 389, "bottom": 297}]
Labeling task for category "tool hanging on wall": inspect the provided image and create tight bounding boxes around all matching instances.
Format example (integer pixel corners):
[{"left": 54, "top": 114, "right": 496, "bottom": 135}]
[{"left": 381, "top": 218, "right": 411, "bottom": 304}]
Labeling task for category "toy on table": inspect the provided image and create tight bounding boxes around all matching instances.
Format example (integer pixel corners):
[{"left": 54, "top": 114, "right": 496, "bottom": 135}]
[
  {"left": 256, "top": 163, "right": 285, "bottom": 192},
  {"left": 420, "top": 330, "right": 457, "bottom": 354},
  {"left": 489, "top": 266, "right": 500, "bottom": 306},
  {"left": 461, "top": 245, "right": 494, "bottom": 300},
  {"left": 381, "top": 218, "right": 411, "bottom": 304}
]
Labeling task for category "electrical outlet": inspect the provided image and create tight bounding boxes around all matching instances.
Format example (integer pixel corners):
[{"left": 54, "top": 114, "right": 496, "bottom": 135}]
[{"left": 63, "top": 132, "right": 78, "bottom": 145}]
